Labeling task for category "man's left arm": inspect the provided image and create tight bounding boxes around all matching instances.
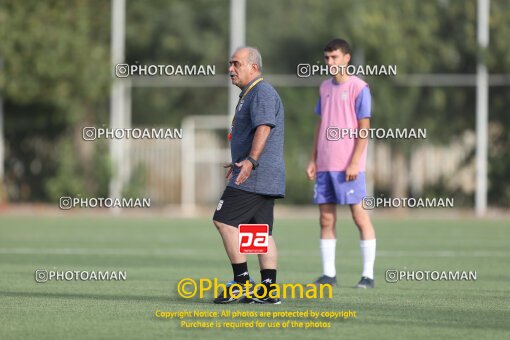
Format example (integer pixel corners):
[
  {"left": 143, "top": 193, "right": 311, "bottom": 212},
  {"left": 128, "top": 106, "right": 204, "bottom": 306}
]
[
  {"left": 234, "top": 125, "right": 271, "bottom": 185},
  {"left": 345, "top": 118, "right": 369, "bottom": 182},
  {"left": 346, "top": 86, "right": 371, "bottom": 182}
]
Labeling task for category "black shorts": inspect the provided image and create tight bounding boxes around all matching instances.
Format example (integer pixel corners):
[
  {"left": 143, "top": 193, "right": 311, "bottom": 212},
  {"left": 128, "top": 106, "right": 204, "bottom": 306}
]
[{"left": 213, "top": 186, "right": 276, "bottom": 235}]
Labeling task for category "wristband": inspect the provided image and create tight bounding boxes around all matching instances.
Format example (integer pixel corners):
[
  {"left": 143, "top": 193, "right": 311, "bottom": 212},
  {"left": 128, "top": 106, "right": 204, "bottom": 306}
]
[{"left": 247, "top": 156, "right": 259, "bottom": 170}]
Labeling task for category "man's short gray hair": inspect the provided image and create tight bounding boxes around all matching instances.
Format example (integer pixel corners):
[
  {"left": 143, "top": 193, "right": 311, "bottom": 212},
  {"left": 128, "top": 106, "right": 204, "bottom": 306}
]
[{"left": 235, "top": 46, "right": 263, "bottom": 72}]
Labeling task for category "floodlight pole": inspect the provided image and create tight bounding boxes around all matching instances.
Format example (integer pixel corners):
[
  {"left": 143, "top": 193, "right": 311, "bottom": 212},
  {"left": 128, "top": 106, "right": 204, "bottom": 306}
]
[
  {"left": 228, "top": 0, "right": 246, "bottom": 128},
  {"left": 0, "top": 58, "right": 3, "bottom": 183},
  {"left": 475, "top": 0, "right": 489, "bottom": 216},
  {"left": 109, "top": 0, "right": 130, "bottom": 209}
]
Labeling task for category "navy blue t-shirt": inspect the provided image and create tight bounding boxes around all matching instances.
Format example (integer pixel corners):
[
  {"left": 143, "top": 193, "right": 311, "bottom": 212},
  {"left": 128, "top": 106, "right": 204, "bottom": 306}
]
[{"left": 228, "top": 76, "right": 285, "bottom": 197}]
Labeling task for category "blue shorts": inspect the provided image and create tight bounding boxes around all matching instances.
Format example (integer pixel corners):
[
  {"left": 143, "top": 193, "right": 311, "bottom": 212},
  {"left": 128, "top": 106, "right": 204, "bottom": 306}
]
[{"left": 313, "top": 171, "right": 366, "bottom": 205}]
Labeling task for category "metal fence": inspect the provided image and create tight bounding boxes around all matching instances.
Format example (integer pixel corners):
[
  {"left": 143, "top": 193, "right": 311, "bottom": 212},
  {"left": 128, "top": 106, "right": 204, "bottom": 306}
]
[{"left": 129, "top": 122, "right": 475, "bottom": 206}]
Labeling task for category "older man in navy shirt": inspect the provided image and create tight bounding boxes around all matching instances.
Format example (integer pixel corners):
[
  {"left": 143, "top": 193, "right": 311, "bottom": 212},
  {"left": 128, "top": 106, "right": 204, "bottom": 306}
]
[{"left": 213, "top": 46, "right": 285, "bottom": 304}]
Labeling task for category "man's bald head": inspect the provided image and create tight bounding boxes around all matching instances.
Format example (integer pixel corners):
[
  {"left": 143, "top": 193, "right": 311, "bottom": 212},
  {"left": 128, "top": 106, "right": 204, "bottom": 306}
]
[
  {"left": 228, "top": 46, "right": 263, "bottom": 88},
  {"left": 234, "top": 47, "right": 262, "bottom": 71}
]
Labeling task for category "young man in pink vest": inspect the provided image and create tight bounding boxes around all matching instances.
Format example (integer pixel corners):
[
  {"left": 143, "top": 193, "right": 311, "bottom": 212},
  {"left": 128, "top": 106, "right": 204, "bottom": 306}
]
[{"left": 307, "top": 39, "right": 376, "bottom": 288}]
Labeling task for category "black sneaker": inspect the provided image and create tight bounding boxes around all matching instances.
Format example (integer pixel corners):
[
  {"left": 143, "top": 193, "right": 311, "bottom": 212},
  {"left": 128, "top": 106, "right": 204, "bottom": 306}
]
[
  {"left": 355, "top": 276, "right": 374, "bottom": 289},
  {"left": 238, "top": 296, "right": 255, "bottom": 304},
  {"left": 243, "top": 287, "right": 282, "bottom": 304},
  {"left": 213, "top": 279, "right": 255, "bottom": 304},
  {"left": 313, "top": 275, "right": 337, "bottom": 287}
]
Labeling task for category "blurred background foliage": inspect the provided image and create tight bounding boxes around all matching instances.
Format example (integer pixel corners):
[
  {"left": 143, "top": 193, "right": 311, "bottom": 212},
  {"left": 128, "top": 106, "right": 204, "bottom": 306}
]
[{"left": 0, "top": 0, "right": 509, "bottom": 205}]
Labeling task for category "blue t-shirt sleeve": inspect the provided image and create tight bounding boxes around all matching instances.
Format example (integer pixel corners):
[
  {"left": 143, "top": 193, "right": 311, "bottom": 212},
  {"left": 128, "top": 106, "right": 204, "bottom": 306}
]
[
  {"left": 315, "top": 97, "right": 321, "bottom": 116},
  {"left": 250, "top": 87, "right": 277, "bottom": 129},
  {"left": 355, "top": 86, "right": 371, "bottom": 120}
]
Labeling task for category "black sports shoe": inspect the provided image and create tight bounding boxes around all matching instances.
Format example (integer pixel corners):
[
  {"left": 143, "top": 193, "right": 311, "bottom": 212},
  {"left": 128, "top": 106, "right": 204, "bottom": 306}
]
[
  {"left": 313, "top": 275, "right": 337, "bottom": 287},
  {"left": 213, "top": 279, "right": 255, "bottom": 304},
  {"left": 242, "top": 287, "right": 282, "bottom": 304},
  {"left": 355, "top": 276, "right": 374, "bottom": 289}
]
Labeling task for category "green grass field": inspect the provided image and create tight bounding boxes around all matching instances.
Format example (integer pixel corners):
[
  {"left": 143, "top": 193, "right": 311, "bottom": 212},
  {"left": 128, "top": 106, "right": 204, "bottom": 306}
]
[{"left": 0, "top": 214, "right": 509, "bottom": 339}]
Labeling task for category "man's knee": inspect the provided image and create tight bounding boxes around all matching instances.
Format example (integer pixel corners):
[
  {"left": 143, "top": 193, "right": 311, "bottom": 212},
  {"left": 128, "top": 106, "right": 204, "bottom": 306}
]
[
  {"left": 351, "top": 208, "right": 370, "bottom": 229},
  {"left": 320, "top": 213, "right": 336, "bottom": 229}
]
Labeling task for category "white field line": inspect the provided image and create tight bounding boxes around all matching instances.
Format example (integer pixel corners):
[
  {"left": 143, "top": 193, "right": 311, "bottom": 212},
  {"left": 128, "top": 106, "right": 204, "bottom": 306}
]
[{"left": 0, "top": 248, "right": 507, "bottom": 257}]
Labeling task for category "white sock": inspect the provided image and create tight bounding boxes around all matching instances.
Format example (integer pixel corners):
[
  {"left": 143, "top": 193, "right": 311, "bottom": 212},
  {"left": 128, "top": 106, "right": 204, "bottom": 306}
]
[
  {"left": 320, "top": 239, "right": 337, "bottom": 277},
  {"left": 360, "top": 239, "right": 376, "bottom": 279}
]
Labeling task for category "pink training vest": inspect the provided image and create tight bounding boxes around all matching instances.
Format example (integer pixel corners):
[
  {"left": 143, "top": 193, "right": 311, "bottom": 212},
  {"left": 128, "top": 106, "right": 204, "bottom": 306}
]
[{"left": 316, "top": 76, "right": 368, "bottom": 172}]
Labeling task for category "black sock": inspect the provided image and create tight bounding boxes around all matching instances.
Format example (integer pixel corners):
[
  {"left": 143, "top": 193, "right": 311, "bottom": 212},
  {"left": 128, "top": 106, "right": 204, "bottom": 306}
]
[
  {"left": 232, "top": 262, "right": 250, "bottom": 283},
  {"left": 260, "top": 269, "right": 277, "bottom": 290}
]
